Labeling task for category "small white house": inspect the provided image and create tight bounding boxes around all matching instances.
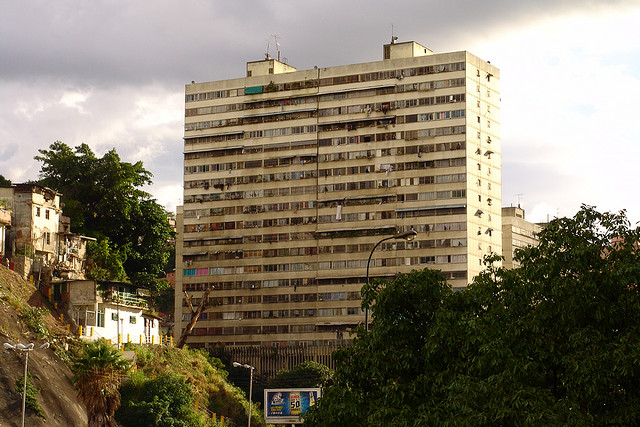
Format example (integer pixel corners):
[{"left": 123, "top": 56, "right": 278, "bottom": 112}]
[{"left": 63, "top": 280, "right": 163, "bottom": 345}]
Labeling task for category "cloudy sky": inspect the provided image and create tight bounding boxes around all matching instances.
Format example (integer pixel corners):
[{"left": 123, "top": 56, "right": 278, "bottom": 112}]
[{"left": 1, "top": 0, "right": 639, "bottom": 224}]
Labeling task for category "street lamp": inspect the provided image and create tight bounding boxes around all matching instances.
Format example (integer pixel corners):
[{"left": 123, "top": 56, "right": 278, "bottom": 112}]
[
  {"left": 233, "top": 361, "right": 255, "bottom": 427},
  {"left": 365, "top": 230, "right": 418, "bottom": 331},
  {"left": 3, "top": 341, "right": 50, "bottom": 427}
]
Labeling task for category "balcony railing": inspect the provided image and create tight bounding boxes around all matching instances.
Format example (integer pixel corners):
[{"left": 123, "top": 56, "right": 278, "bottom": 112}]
[{"left": 98, "top": 290, "right": 147, "bottom": 308}]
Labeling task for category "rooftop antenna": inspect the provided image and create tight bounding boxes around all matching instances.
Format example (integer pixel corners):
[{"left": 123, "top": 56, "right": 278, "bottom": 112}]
[
  {"left": 391, "top": 23, "right": 398, "bottom": 44},
  {"left": 271, "top": 34, "right": 281, "bottom": 61},
  {"left": 264, "top": 39, "right": 271, "bottom": 59}
]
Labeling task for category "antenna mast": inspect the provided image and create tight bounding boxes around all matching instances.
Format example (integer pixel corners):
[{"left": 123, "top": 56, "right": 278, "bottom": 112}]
[
  {"left": 264, "top": 39, "right": 271, "bottom": 59},
  {"left": 271, "top": 34, "right": 281, "bottom": 61}
]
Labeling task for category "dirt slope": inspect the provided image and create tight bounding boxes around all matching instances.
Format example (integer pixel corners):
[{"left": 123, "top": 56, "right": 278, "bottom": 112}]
[{"left": 0, "top": 265, "right": 87, "bottom": 426}]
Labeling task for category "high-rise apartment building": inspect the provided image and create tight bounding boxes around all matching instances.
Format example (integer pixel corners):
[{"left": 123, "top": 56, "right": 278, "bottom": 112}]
[
  {"left": 501, "top": 206, "right": 541, "bottom": 269},
  {"left": 176, "top": 40, "right": 501, "bottom": 348}
]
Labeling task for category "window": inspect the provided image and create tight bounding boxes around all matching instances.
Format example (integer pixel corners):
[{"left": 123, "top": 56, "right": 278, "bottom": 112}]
[
  {"left": 35, "top": 207, "right": 41, "bottom": 217},
  {"left": 97, "top": 310, "right": 104, "bottom": 327},
  {"left": 45, "top": 209, "right": 50, "bottom": 219},
  {"left": 112, "top": 313, "right": 119, "bottom": 321},
  {"left": 129, "top": 316, "right": 136, "bottom": 324}
]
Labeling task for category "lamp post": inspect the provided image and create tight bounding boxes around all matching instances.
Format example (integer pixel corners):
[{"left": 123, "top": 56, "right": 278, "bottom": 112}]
[
  {"left": 3, "top": 341, "right": 50, "bottom": 427},
  {"left": 233, "top": 361, "right": 255, "bottom": 427},
  {"left": 365, "top": 230, "right": 418, "bottom": 332}
]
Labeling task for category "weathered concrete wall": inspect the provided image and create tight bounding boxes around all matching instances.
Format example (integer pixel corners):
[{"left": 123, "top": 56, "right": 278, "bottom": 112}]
[{"left": 69, "top": 280, "right": 98, "bottom": 304}]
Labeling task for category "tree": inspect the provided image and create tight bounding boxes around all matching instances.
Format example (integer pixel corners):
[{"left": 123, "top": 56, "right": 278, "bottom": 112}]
[
  {"left": 35, "top": 141, "right": 174, "bottom": 289},
  {"left": 151, "top": 279, "right": 175, "bottom": 315},
  {"left": 116, "top": 372, "right": 204, "bottom": 427},
  {"left": 176, "top": 289, "right": 211, "bottom": 349},
  {"left": 304, "top": 206, "right": 640, "bottom": 426},
  {"left": 303, "top": 268, "right": 451, "bottom": 426},
  {"left": 267, "top": 361, "right": 334, "bottom": 389},
  {"left": 86, "top": 238, "right": 128, "bottom": 282},
  {"left": 72, "top": 339, "right": 130, "bottom": 427},
  {"left": 0, "top": 174, "right": 11, "bottom": 186}
]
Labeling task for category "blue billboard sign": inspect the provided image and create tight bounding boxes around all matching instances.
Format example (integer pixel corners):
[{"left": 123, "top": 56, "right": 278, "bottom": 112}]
[{"left": 264, "top": 388, "right": 321, "bottom": 424}]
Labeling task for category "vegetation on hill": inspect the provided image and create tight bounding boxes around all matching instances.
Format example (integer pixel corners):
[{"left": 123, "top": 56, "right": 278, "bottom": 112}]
[
  {"left": 305, "top": 206, "right": 640, "bottom": 426},
  {"left": 0, "top": 266, "right": 260, "bottom": 426},
  {"left": 73, "top": 339, "right": 130, "bottom": 426},
  {"left": 116, "top": 344, "right": 265, "bottom": 426},
  {"left": 0, "top": 265, "right": 87, "bottom": 426}
]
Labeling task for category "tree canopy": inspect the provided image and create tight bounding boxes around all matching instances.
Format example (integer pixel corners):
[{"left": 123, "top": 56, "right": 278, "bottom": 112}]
[
  {"left": 304, "top": 206, "right": 640, "bottom": 426},
  {"left": 72, "top": 339, "right": 130, "bottom": 427},
  {"left": 117, "top": 372, "right": 203, "bottom": 427},
  {"left": 35, "top": 141, "right": 174, "bottom": 289},
  {"left": 0, "top": 174, "right": 11, "bottom": 187},
  {"left": 267, "top": 361, "right": 334, "bottom": 389}
]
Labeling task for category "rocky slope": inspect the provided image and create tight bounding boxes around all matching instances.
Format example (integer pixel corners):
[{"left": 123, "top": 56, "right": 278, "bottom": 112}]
[{"left": 0, "top": 265, "right": 87, "bottom": 426}]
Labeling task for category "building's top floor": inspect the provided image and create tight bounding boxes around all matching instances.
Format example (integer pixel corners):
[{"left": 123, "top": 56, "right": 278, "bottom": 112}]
[
  {"left": 246, "top": 40, "right": 434, "bottom": 78},
  {"left": 383, "top": 40, "right": 433, "bottom": 60},
  {"left": 67, "top": 279, "right": 150, "bottom": 308},
  {"left": 502, "top": 206, "right": 526, "bottom": 220},
  {"left": 186, "top": 40, "right": 499, "bottom": 95},
  {"left": 0, "top": 183, "right": 62, "bottom": 212},
  {"left": 502, "top": 206, "right": 542, "bottom": 239}
]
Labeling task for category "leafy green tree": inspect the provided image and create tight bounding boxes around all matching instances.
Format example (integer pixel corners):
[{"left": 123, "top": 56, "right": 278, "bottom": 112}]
[
  {"left": 35, "top": 141, "right": 174, "bottom": 290},
  {"left": 86, "top": 238, "right": 128, "bottom": 282},
  {"left": 117, "top": 372, "right": 205, "bottom": 427},
  {"left": 267, "top": 361, "right": 334, "bottom": 389},
  {"left": 304, "top": 206, "right": 640, "bottom": 426},
  {"left": 304, "top": 268, "right": 450, "bottom": 426},
  {"left": 0, "top": 174, "right": 11, "bottom": 186},
  {"left": 72, "top": 339, "right": 130, "bottom": 427},
  {"left": 151, "top": 279, "right": 174, "bottom": 315}
]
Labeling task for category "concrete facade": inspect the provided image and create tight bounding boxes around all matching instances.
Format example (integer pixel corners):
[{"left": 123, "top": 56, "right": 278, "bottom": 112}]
[
  {"left": 65, "top": 280, "right": 161, "bottom": 345},
  {"left": 176, "top": 40, "right": 501, "bottom": 348},
  {"left": 0, "top": 184, "right": 63, "bottom": 278},
  {"left": 501, "top": 206, "right": 541, "bottom": 269},
  {"left": 0, "top": 184, "right": 91, "bottom": 282}
]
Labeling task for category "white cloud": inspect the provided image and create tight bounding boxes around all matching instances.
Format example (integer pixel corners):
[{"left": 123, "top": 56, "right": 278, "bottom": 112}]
[
  {"left": 475, "top": 6, "right": 640, "bottom": 222},
  {"left": 147, "top": 182, "right": 183, "bottom": 213},
  {"left": 2, "top": 1, "right": 640, "bottom": 223},
  {"left": 59, "top": 90, "right": 90, "bottom": 114}
]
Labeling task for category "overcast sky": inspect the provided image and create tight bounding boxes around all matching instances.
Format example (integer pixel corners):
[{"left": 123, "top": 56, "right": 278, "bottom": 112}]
[{"left": 1, "top": 0, "right": 639, "bottom": 224}]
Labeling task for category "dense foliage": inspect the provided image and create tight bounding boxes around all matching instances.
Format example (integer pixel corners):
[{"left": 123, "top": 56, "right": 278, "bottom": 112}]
[
  {"left": 35, "top": 141, "right": 174, "bottom": 289},
  {"left": 267, "top": 361, "right": 334, "bottom": 389},
  {"left": 304, "top": 206, "right": 640, "bottom": 426},
  {"left": 117, "top": 372, "right": 203, "bottom": 427},
  {"left": 120, "top": 344, "right": 264, "bottom": 426},
  {"left": 72, "top": 339, "right": 130, "bottom": 427},
  {"left": 0, "top": 174, "right": 11, "bottom": 187}
]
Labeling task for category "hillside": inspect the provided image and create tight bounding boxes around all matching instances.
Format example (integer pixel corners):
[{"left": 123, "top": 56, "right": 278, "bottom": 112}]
[
  {"left": 0, "top": 265, "right": 263, "bottom": 426},
  {"left": 0, "top": 265, "right": 87, "bottom": 426}
]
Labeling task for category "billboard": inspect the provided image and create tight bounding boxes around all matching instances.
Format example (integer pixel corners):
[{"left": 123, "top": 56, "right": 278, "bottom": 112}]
[{"left": 264, "top": 388, "right": 321, "bottom": 424}]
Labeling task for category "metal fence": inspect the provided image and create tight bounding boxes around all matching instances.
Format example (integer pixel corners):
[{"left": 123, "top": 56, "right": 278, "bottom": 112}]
[{"left": 210, "top": 344, "right": 342, "bottom": 377}]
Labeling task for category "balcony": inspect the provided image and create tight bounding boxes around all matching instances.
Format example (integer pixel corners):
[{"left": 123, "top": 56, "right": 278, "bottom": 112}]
[{"left": 98, "top": 285, "right": 148, "bottom": 308}]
